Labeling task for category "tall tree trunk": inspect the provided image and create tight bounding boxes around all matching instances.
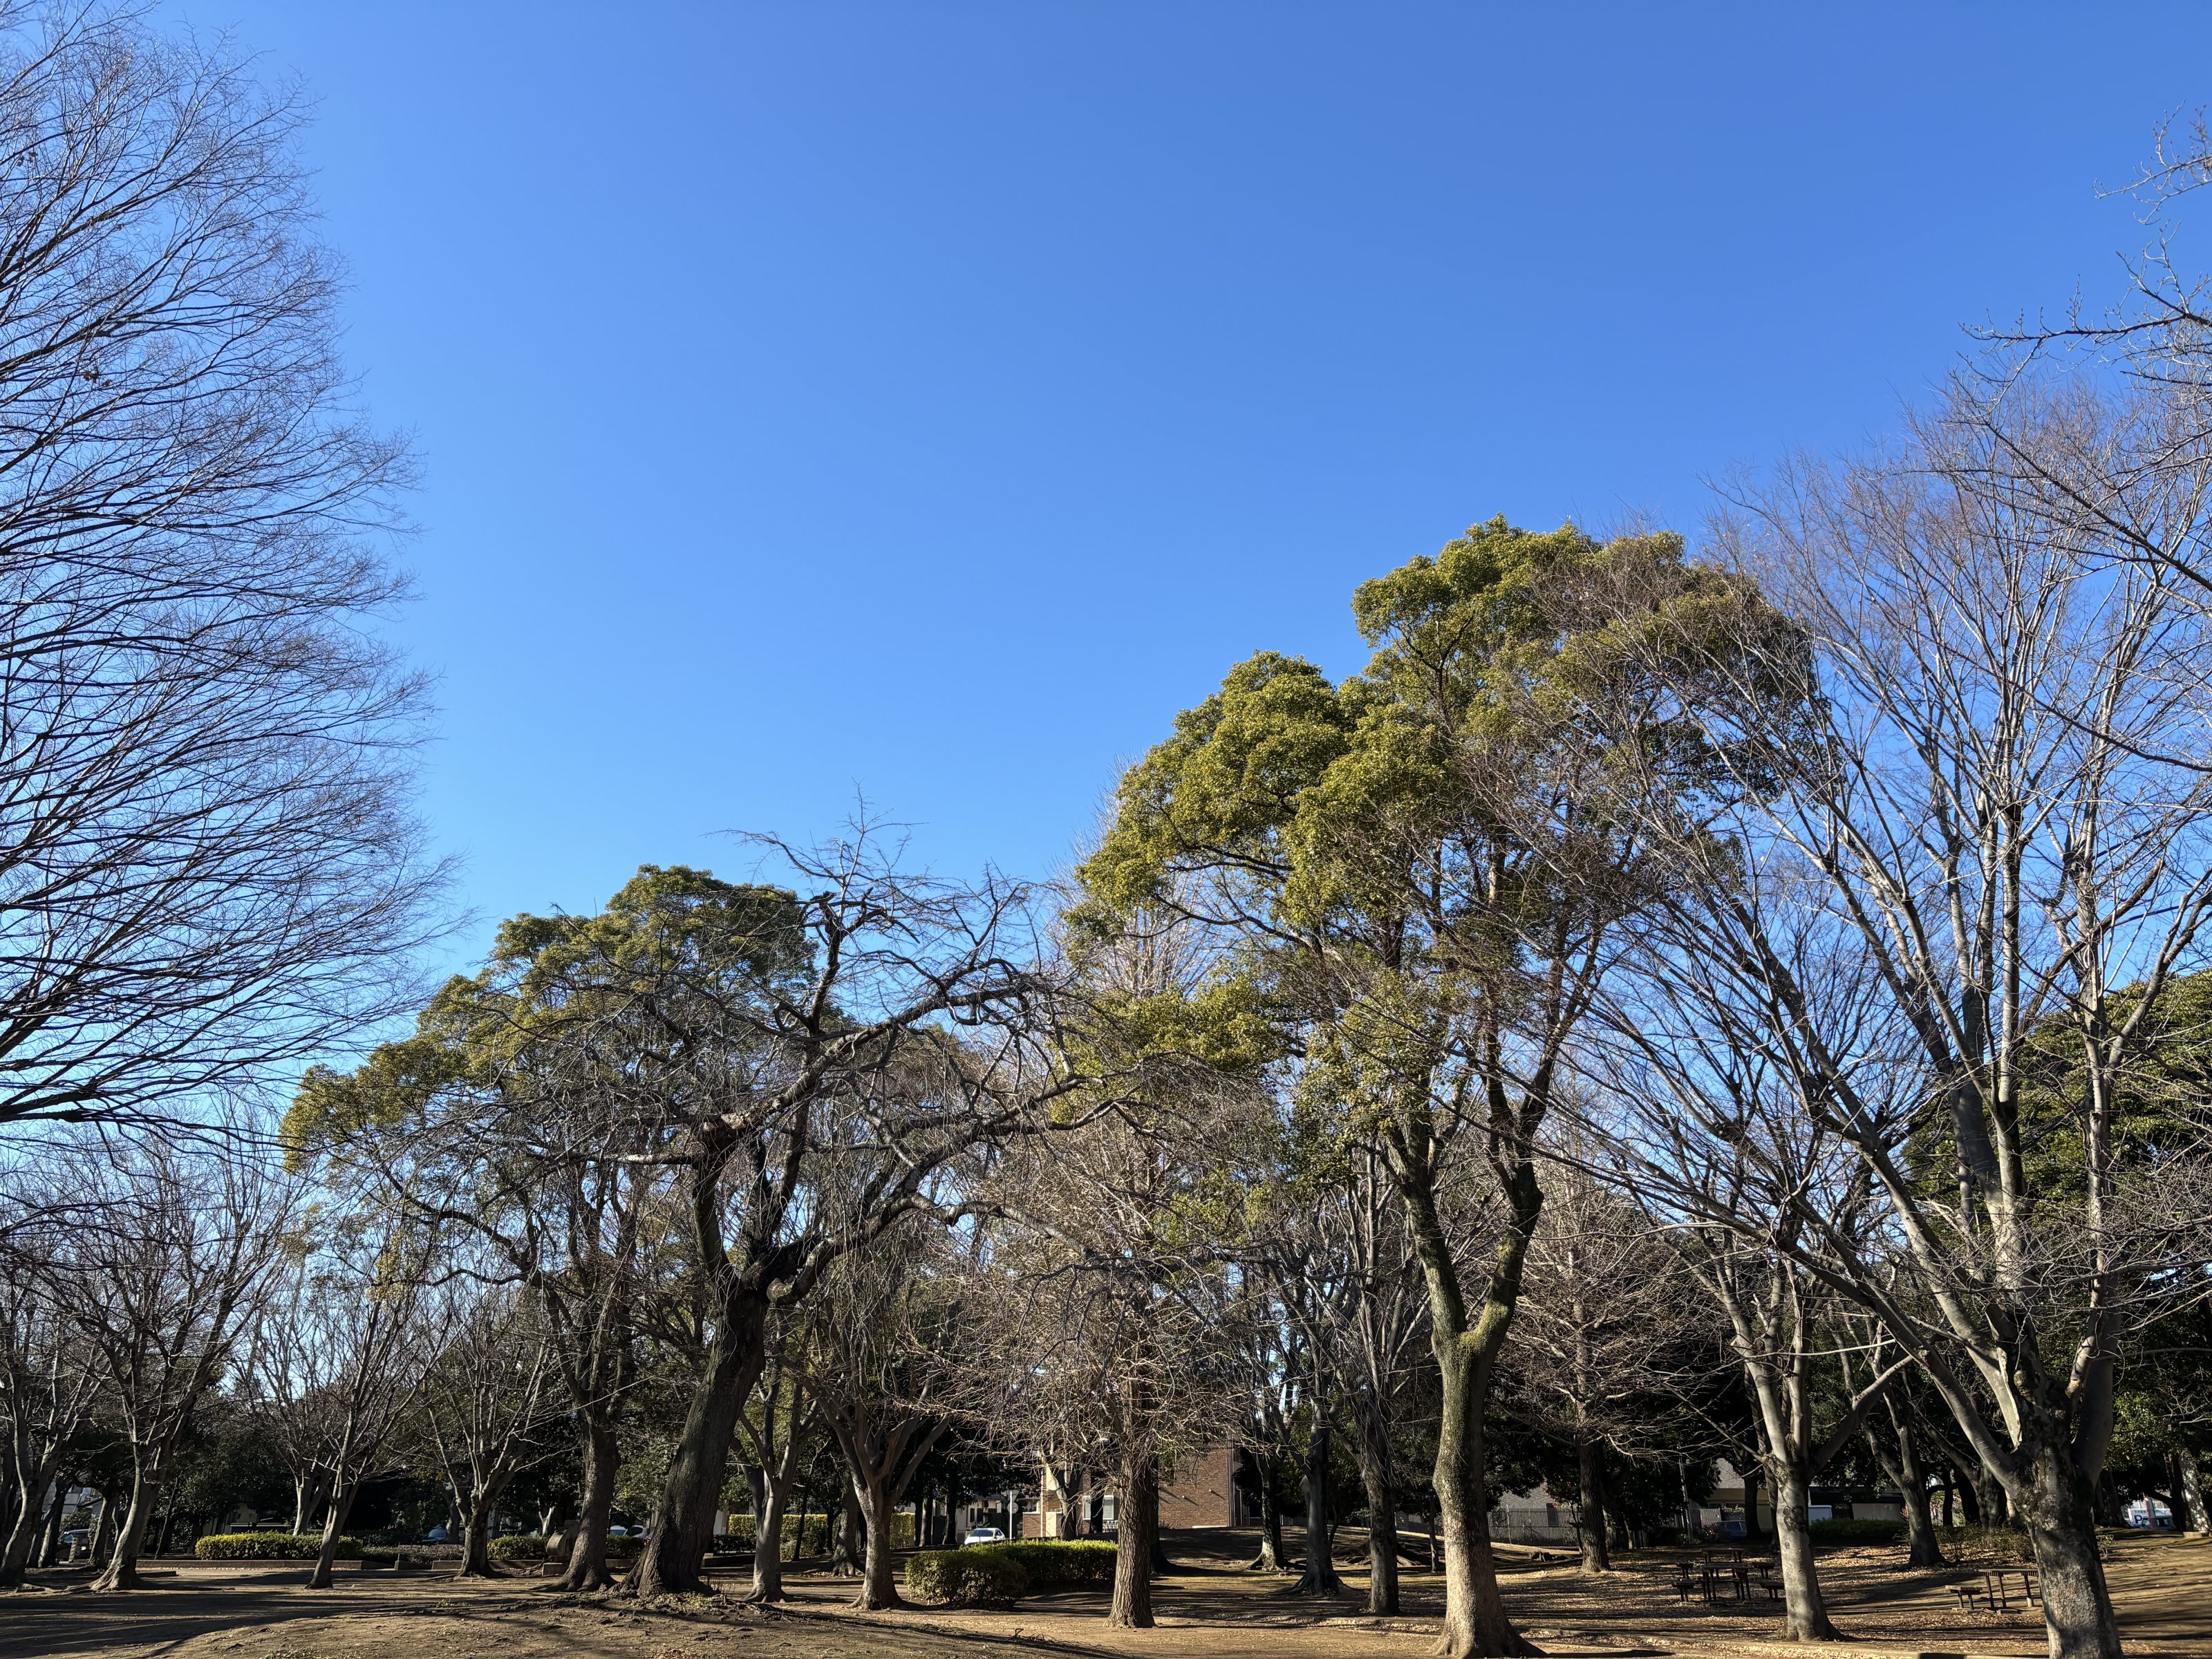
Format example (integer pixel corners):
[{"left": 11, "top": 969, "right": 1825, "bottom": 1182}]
[
  {"left": 2179, "top": 1452, "right": 2211, "bottom": 1535},
  {"left": 305, "top": 1484, "right": 359, "bottom": 1591},
  {"left": 1248, "top": 1447, "right": 1286, "bottom": 1571},
  {"left": 627, "top": 1286, "right": 769, "bottom": 1597},
  {"left": 1107, "top": 1453, "right": 1158, "bottom": 1629},
  {"left": 1577, "top": 1436, "right": 1611, "bottom": 1573},
  {"left": 2007, "top": 1440, "right": 2120, "bottom": 1659},
  {"left": 1353, "top": 1402, "right": 1401, "bottom": 1614},
  {"left": 1434, "top": 1338, "right": 1531, "bottom": 1657},
  {"left": 36, "top": 1480, "right": 65, "bottom": 1566},
  {"left": 0, "top": 1459, "right": 60, "bottom": 1587},
  {"left": 91, "top": 1461, "right": 165, "bottom": 1591},
  {"left": 1953, "top": 1464, "right": 1980, "bottom": 1524},
  {"left": 1768, "top": 1460, "right": 1835, "bottom": 1642},
  {"left": 1295, "top": 1402, "right": 1344, "bottom": 1595},
  {"left": 556, "top": 1413, "right": 621, "bottom": 1591},
  {"left": 1394, "top": 1141, "right": 1540, "bottom": 1659},
  {"left": 1890, "top": 1416, "right": 1944, "bottom": 1568},
  {"left": 833, "top": 1479, "right": 865, "bottom": 1576},
  {"left": 751, "top": 1466, "right": 789, "bottom": 1600},
  {"left": 456, "top": 1477, "right": 512, "bottom": 1578},
  {"left": 290, "top": 1472, "right": 324, "bottom": 1537},
  {"left": 850, "top": 1465, "right": 901, "bottom": 1610},
  {"left": 88, "top": 1492, "right": 115, "bottom": 1566}
]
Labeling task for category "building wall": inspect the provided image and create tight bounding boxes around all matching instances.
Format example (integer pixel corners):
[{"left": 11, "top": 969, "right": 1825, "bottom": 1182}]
[{"left": 1159, "top": 1445, "right": 1241, "bottom": 1529}]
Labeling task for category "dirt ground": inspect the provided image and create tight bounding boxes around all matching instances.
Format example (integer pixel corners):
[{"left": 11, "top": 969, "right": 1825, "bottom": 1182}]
[{"left": 3, "top": 1528, "right": 2205, "bottom": 1659}]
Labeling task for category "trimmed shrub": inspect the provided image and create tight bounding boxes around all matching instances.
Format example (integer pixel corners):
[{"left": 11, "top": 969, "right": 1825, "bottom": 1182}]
[
  {"left": 905, "top": 1547, "right": 1031, "bottom": 1608},
  {"left": 195, "top": 1532, "right": 363, "bottom": 1562},
  {"left": 1810, "top": 1517, "right": 1909, "bottom": 1546},
  {"left": 994, "top": 1540, "right": 1118, "bottom": 1589},
  {"left": 717, "top": 1512, "right": 901, "bottom": 1553},
  {"left": 487, "top": 1533, "right": 547, "bottom": 1563}
]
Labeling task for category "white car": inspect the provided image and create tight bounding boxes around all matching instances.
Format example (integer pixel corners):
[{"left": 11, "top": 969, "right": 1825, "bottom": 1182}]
[{"left": 962, "top": 1526, "right": 1007, "bottom": 1545}]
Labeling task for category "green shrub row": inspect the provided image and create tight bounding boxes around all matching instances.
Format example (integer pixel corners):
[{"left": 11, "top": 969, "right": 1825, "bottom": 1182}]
[
  {"left": 715, "top": 1512, "right": 912, "bottom": 1553},
  {"left": 904, "top": 1539, "right": 1118, "bottom": 1606},
  {"left": 991, "top": 1539, "right": 1118, "bottom": 1588},
  {"left": 906, "top": 1546, "right": 1030, "bottom": 1607},
  {"left": 487, "top": 1533, "right": 545, "bottom": 1562},
  {"left": 195, "top": 1532, "right": 362, "bottom": 1561}
]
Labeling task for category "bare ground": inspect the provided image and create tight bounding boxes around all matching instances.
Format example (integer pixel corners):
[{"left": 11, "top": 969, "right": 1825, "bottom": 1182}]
[{"left": 3, "top": 1529, "right": 2204, "bottom": 1659}]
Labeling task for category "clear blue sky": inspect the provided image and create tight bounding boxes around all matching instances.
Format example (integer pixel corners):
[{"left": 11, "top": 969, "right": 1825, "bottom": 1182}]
[{"left": 164, "top": 1, "right": 2212, "bottom": 969}]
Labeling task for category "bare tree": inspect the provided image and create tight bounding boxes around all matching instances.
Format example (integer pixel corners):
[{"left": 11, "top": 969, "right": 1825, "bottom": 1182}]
[
  {"left": 975, "top": 1009, "right": 1262, "bottom": 1629},
  {"left": 418, "top": 1277, "right": 562, "bottom": 1578},
  {"left": 61, "top": 1133, "right": 291, "bottom": 1590},
  {"left": 734, "top": 1321, "right": 813, "bottom": 1601},
  {"left": 0, "top": 1199, "right": 107, "bottom": 1584},
  {"left": 1584, "top": 416, "right": 2212, "bottom": 1659},
  {"left": 270, "top": 1211, "right": 432, "bottom": 1589},
  {"left": 0, "top": 3, "right": 441, "bottom": 1132},
  {"left": 800, "top": 1217, "right": 964, "bottom": 1609},
  {"left": 1512, "top": 1154, "right": 1716, "bottom": 1576}
]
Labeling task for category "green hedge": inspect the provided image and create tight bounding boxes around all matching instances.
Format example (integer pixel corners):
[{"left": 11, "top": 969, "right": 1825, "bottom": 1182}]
[
  {"left": 196, "top": 1532, "right": 363, "bottom": 1561},
  {"left": 906, "top": 1547, "right": 1030, "bottom": 1607},
  {"left": 992, "top": 1540, "right": 1118, "bottom": 1588},
  {"left": 717, "top": 1512, "right": 909, "bottom": 1553},
  {"left": 487, "top": 1533, "right": 546, "bottom": 1562},
  {"left": 1810, "top": 1518, "right": 1909, "bottom": 1545}
]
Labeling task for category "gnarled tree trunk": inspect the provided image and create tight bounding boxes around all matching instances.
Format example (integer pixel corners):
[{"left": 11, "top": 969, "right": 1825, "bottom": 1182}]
[
  {"left": 2009, "top": 1439, "right": 2119, "bottom": 1659},
  {"left": 626, "top": 1284, "right": 771, "bottom": 1597}
]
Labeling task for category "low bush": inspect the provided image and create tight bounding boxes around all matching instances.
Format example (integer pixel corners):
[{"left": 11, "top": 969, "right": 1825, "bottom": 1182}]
[
  {"left": 716, "top": 1512, "right": 901, "bottom": 1553},
  {"left": 487, "top": 1533, "right": 547, "bottom": 1563},
  {"left": 993, "top": 1539, "right": 1118, "bottom": 1588},
  {"left": 1810, "top": 1517, "right": 1909, "bottom": 1546},
  {"left": 195, "top": 1532, "right": 363, "bottom": 1562},
  {"left": 905, "top": 1546, "right": 1031, "bottom": 1607}
]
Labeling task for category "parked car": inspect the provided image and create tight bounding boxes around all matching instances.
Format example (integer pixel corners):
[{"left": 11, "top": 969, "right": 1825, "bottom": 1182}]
[
  {"left": 426, "top": 1526, "right": 449, "bottom": 1542},
  {"left": 607, "top": 1526, "right": 631, "bottom": 1538},
  {"left": 962, "top": 1526, "right": 1006, "bottom": 1545}
]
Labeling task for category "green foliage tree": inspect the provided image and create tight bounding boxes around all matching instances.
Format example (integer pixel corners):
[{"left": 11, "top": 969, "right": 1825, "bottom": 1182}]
[{"left": 1080, "top": 518, "right": 1745, "bottom": 1657}]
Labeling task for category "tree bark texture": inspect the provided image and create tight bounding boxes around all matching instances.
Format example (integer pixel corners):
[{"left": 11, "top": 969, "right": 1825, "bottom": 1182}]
[
  {"left": 848, "top": 1465, "right": 901, "bottom": 1609},
  {"left": 1295, "top": 1403, "right": 1344, "bottom": 1596},
  {"left": 1107, "top": 1453, "right": 1159, "bottom": 1629},
  {"left": 1577, "top": 1438, "right": 1612, "bottom": 1573},
  {"left": 626, "top": 1288, "right": 770, "bottom": 1597},
  {"left": 1354, "top": 1413, "right": 1401, "bottom": 1614},
  {"left": 0, "top": 1461, "right": 60, "bottom": 1587},
  {"left": 2011, "top": 1441, "right": 2120, "bottom": 1659},
  {"left": 556, "top": 1414, "right": 622, "bottom": 1591},
  {"left": 305, "top": 1484, "right": 359, "bottom": 1591},
  {"left": 1248, "top": 1447, "right": 1286, "bottom": 1571},
  {"left": 91, "top": 1460, "right": 166, "bottom": 1591}
]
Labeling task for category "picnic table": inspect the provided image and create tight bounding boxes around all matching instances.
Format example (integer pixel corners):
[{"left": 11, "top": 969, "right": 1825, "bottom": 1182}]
[
  {"left": 1672, "top": 1550, "right": 1783, "bottom": 1607},
  {"left": 1951, "top": 1566, "right": 2040, "bottom": 1613}
]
